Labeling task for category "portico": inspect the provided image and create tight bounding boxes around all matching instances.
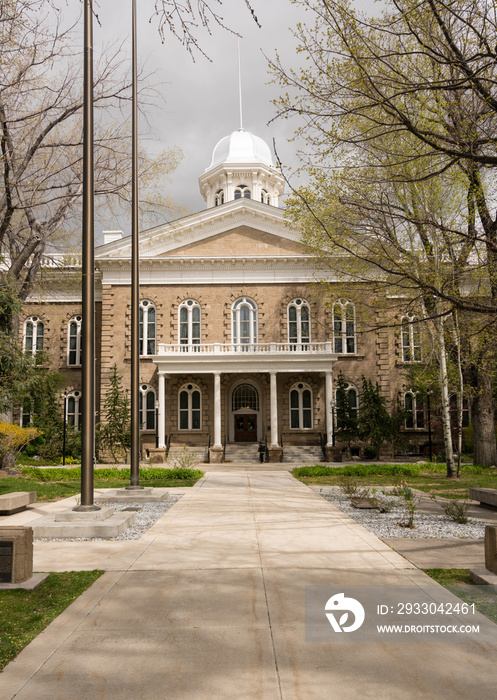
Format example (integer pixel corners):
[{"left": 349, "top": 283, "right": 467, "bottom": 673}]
[{"left": 154, "top": 342, "right": 337, "bottom": 462}]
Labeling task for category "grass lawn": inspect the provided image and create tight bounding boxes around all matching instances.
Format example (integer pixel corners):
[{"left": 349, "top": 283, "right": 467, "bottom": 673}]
[
  {"left": 292, "top": 464, "right": 497, "bottom": 500},
  {"left": 0, "top": 570, "right": 103, "bottom": 671},
  {"left": 0, "top": 466, "right": 204, "bottom": 501},
  {"left": 424, "top": 568, "right": 497, "bottom": 625}
]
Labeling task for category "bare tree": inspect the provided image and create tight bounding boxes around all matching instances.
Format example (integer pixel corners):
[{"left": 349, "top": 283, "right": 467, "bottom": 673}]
[
  {"left": 0, "top": 0, "right": 182, "bottom": 299},
  {"left": 152, "top": 0, "right": 260, "bottom": 57}
]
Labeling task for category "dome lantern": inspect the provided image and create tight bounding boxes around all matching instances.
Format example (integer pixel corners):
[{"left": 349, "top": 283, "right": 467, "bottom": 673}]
[{"left": 199, "top": 128, "right": 285, "bottom": 208}]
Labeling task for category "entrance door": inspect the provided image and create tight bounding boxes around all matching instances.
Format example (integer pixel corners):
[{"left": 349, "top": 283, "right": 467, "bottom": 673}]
[{"left": 234, "top": 414, "right": 257, "bottom": 442}]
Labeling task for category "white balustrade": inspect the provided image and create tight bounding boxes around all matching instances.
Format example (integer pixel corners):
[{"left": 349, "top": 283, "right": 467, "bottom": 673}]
[{"left": 157, "top": 342, "right": 334, "bottom": 356}]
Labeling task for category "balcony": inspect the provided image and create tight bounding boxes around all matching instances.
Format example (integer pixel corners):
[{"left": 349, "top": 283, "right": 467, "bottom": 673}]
[{"left": 153, "top": 342, "right": 338, "bottom": 374}]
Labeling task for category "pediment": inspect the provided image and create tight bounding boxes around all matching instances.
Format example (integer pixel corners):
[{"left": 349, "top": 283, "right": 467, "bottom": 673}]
[
  {"left": 160, "top": 226, "right": 306, "bottom": 258},
  {"left": 96, "top": 199, "right": 305, "bottom": 262}
]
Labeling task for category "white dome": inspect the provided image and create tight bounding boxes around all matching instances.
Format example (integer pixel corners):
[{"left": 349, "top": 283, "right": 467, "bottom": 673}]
[{"left": 207, "top": 129, "right": 274, "bottom": 171}]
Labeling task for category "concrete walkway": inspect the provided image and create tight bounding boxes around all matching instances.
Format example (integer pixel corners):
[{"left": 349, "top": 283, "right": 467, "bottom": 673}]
[{"left": 1, "top": 470, "right": 496, "bottom": 699}]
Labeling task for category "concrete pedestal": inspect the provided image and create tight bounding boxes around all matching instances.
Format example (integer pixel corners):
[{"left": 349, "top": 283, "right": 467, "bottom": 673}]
[
  {"left": 469, "top": 526, "right": 497, "bottom": 585},
  {"left": 0, "top": 526, "right": 33, "bottom": 583},
  {"left": 484, "top": 525, "right": 497, "bottom": 574},
  {"left": 29, "top": 507, "right": 136, "bottom": 539},
  {"left": 470, "top": 569, "right": 497, "bottom": 586},
  {"left": 94, "top": 488, "right": 169, "bottom": 504},
  {"left": 324, "top": 446, "right": 342, "bottom": 462},
  {"left": 209, "top": 447, "right": 224, "bottom": 464},
  {"left": 148, "top": 448, "right": 167, "bottom": 464},
  {"left": 267, "top": 446, "right": 283, "bottom": 463}
]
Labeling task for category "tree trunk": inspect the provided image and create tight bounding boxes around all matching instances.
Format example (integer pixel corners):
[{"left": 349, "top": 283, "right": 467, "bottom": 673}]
[
  {"left": 450, "top": 312, "right": 464, "bottom": 477},
  {"left": 0, "top": 449, "right": 16, "bottom": 470},
  {"left": 472, "top": 369, "right": 497, "bottom": 467},
  {"left": 437, "top": 315, "right": 456, "bottom": 478}
]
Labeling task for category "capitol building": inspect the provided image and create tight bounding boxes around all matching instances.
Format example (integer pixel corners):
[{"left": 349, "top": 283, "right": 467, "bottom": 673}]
[{"left": 21, "top": 128, "right": 426, "bottom": 463}]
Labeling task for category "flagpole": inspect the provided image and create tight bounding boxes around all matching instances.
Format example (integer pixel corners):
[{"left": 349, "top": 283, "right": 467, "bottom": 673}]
[
  {"left": 75, "top": 0, "right": 99, "bottom": 511},
  {"left": 128, "top": 0, "right": 142, "bottom": 488}
]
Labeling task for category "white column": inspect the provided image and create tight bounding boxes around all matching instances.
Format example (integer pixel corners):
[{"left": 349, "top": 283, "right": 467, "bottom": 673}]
[
  {"left": 325, "top": 370, "right": 334, "bottom": 447},
  {"left": 158, "top": 371, "right": 166, "bottom": 449},
  {"left": 213, "top": 372, "right": 222, "bottom": 448},
  {"left": 270, "top": 371, "right": 279, "bottom": 447}
]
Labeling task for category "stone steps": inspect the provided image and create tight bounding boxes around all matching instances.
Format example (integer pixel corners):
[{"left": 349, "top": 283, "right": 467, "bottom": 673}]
[
  {"left": 224, "top": 443, "right": 260, "bottom": 463},
  {"left": 282, "top": 446, "right": 324, "bottom": 463},
  {"left": 165, "top": 443, "right": 325, "bottom": 465}
]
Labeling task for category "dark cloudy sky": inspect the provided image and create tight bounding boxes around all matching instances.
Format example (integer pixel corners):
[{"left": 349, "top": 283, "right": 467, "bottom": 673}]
[
  {"left": 90, "top": 1, "right": 303, "bottom": 219},
  {"left": 85, "top": 1, "right": 377, "bottom": 236}
]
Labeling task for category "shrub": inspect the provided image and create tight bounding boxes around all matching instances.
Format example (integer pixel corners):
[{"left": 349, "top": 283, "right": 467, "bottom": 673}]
[
  {"left": 398, "top": 498, "right": 418, "bottom": 528},
  {"left": 293, "top": 464, "right": 425, "bottom": 478},
  {"left": 394, "top": 484, "right": 420, "bottom": 528},
  {"left": 338, "top": 477, "right": 369, "bottom": 500},
  {"left": 0, "top": 423, "right": 39, "bottom": 469},
  {"left": 431, "top": 494, "right": 472, "bottom": 524},
  {"left": 368, "top": 489, "right": 396, "bottom": 513},
  {"left": 19, "top": 466, "right": 204, "bottom": 482},
  {"left": 392, "top": 482, "right": 414, "bottom": 500},
  {"left": 363, "top": 446, "right": 377, "bottom": 460}
]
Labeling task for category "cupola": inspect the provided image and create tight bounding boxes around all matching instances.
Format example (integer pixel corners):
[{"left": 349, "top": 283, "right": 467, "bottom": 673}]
[{"left": 198, "top": 128, "right": 285, "bottom": 208}]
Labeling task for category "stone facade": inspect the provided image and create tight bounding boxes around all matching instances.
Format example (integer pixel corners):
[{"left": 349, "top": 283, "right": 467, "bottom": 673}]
[{"left": 20, "top": 129, "right": 437, "bottom": 461}]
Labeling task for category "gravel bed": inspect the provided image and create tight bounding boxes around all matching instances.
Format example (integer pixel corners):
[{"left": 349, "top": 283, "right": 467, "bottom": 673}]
[
  {"left": 35, "top": 495, "right": 181, "bottom": 542},
  {"left": 319, "top": 489, "right": 485, "bottom": 539}
]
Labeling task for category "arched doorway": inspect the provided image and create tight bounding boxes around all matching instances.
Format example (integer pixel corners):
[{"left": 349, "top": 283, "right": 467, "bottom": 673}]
[{"left": 231, "top": 383, "right": 260, "bottom": 442}]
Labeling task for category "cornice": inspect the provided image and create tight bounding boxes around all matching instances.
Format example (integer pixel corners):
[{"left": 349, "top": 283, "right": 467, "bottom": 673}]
[
  {"left": 96, "top": 255, "right": 346, "bottom": 286},
  {"left": 97, "top": 254, "right": 311, "bottom": 270}
]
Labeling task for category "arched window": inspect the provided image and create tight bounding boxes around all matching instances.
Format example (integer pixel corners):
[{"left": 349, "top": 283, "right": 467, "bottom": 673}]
[
  {"left": 404, "top": 391, "right": 425, "bottom": 429},
  {"left": 179, "top": 300, "right": 201, "bottom": 349},
  {"left": 232, "top": 297, "right": 258, "bottom": 350},
  {"left": 232, "top": 384, "right": 259, "bottom": 412},
  {"left": 179, "top": 383, "right": 201, "bottom": 430},
  {"left": 261, "top": 189, "right": 270, "bottom": 204},
  {"left": 66, "top": 391, "right": 82, "bottom": 429},
  {"left": 139, "top": 300, "right": 156, "bottom": 356},
  {"left": 290, "top": 383, "right": 313, "bottom": 429},
  {"left": 401, "top": 315, "right": 421, "bottom": 362},
  {"left": 335, "top": 384, "right": 358, "bottom": 428},
  {"left": 288, "top": 299, "right": 310, "bottom": 348},
  {"left": 23, "top": 316, "right": 44, "bottom": 355},
  {"left": 67, "top": 316, "right": 82, "bottom": 366},
  {"left": 234, "top": 185, "right": 251, "bottom": 199},
  {"left": 215, "top": 189, "right": 224, "bottom": 206},
  {"left": 140, "top": 384, "right": 156, "bottom": 431},
  {"left": 333, "top": 300, "right": 355, "bottom": 354}
]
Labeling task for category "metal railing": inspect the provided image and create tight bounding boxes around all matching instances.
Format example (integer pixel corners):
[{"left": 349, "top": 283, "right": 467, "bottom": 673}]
[{"left": 320, "top": 432, "right": 327, "bottom": 461}]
